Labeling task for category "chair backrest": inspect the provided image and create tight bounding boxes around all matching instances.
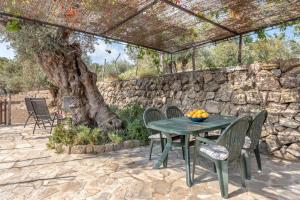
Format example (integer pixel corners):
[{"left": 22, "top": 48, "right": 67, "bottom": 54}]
[
  {"left": 165, "top": 105, "right": 184, "bottom": 119},
  {"left": 143, "top": 107, "right": 165, "bottom": 127},
  {"left": 247, "top": 110, "right": 268, "bottom": 150},
  {"left": 217, "top": 116, "right": 251, "bottom": 161},
  {"left": 30, "top": 98, "right": 51, "bottom": 120},
  {"left": 25, "top": 98, "right": 34, "bottom": 114}
]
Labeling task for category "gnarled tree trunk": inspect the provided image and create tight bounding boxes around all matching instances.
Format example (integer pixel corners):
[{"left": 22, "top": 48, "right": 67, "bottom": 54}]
[{"left": 35, "top": 29, "right": 122, "bottom": 131}]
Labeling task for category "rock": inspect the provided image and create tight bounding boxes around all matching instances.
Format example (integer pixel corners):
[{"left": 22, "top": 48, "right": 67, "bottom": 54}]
[
  {"left": 205, "top": 92, "right": 215, "bottom": 100},
  {"left": 273, "top": 148, "right": 298, "bottom": 160},
  {"left": 245, "top": 90, "right": 260, "bottom": 105},
  {"left": 62, "top": 145, "right": 71, "bottom": 154},
  {"left": 280, "top": 89, "right": 300, "bottom": 103},
  {"left": 123, "top": 140, "right": 135, "bottom": 149},
  {"left": 267, "top": 114, "right": 279, "bottom": 124},
  {"left": 203, "top": 72, "right": 213, "bottom": 83},
  {"left": 277, "top": 128, "right": 300, "bottom": 145},
  {"left": 231, "top": 90, "right": 247, "bottom": 105},
  {"left": 170, "top": 82, "right": 181, "bottom": 91},
  {"left": 215, "top": 72, "right": 227, "bottom": 84},
  {"left": 274, "top": 123, "right": 286, "bottom": 132},
  {"left": 295, "top": 113, "right": 300, "bottom": 122},
  {"left": 280, "top": 58, "right": 300, "bottom": 72},
  {"left": 280, "top": 72, "right": 299, "bottom": 88},
  {"left": 279, "top": 117, "right": 300, "bottom": 129},
  {"left": 282, "top": 103, "right": 299, "bottom": 119},
  {"left": 86, "top": 145, "right": 94, "bottom": 154},
  {"left": 55, "top": 143, "right": 64, "bottom": 154},
  {"left": 261, "top": 63, "right": 279, "bottom": 70},
  {"left": 220, "top": 103, "right": 231, "bottom": 115},
  {"left": 265, "top": 135, "right": 281, "bottom": 152},
  {"left": 93, "top": 145, "right": 105, "bottom": 154},
  {"left": 256, "top": 70, "right": 280, "bottom": 91},
  {"left": 271, "top": 69, "right": 281, "bottom": 77},
  {"left": 105, "top": 144, "right": 114, "bottom": 152},
  {"left": 268, "top": 92, "right": 281, "bottom": 102},
  {"left": 132, "top": 140, "right": 141, "bottom": 147},
  {"left": 286, "top": 143, "right": 300, "bottom": 158},
  {"left": 215, "top": 84, "right": 233, "bottom": 102},
  {"left": 71, "top": 145, "right": 86, "bottom": 154},
  {"left": 266, "top": 103, "right": 287, "bottom": 115},
  {"left": 204, "top": 81, "right": 220, "bottom": 92},
  {"left": 248, "top": 63, "right": 261, "bottom": 74},
  {"left": 229, "top": 71, "right": 254, "bottom": 90},
  {"left": 113, "top": 143, "right": 123, "bottom": 151},
  {"left": 204, "top": 100, "right": 220, "bottom": 114}
]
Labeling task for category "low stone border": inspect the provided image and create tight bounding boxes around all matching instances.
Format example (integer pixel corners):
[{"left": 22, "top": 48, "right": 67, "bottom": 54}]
[{"left": 54, "top": 140, "right": 142, "bottom": 154}]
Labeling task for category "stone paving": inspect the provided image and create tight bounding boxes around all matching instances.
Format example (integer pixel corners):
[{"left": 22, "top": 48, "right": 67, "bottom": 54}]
[{"left": 0, "top": 125, "right": 300, "bottom": 200}]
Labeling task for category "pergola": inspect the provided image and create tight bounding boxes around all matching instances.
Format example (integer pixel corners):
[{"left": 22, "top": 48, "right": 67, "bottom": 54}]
[{"left": 0, "top": 0, "right": 300, "bottom": 61}]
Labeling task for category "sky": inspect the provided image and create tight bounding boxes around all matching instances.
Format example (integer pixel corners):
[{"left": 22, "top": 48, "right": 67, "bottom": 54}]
[{"left": 0, "top": 26, "right": 298, "bottom": 63}]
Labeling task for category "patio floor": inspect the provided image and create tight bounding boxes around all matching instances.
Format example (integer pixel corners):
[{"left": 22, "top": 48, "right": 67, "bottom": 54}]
[{"left": 0, "top": 125, "right": 299, "bottom": 200}]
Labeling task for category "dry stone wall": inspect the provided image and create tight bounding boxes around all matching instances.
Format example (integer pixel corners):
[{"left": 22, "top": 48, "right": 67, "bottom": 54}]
[{"left": 98, "top": 58, "right": 300, "bottom": 160}]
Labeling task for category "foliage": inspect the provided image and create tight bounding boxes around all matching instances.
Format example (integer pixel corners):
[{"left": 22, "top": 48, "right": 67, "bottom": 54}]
[
  {"left": 108, "top": 131, "right": 125, "bottom": 144},
  {"left": 48, "top": 123, "right": 107, "bottom": 146},
  {"left": 119, "top": 66, "right": 158, "bottom": 80},
  {"left": 113, "top": 102, "right": 149, "bottom": 144}
]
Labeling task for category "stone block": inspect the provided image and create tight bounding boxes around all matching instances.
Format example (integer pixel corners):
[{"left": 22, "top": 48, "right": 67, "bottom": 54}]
[
  {"left": 93, "top": 145, "right": 105, "bottom": 154},
  {"left": 286, "top": 143, "right": 300, "bottom": 158},
  {"left": 123, "top": 140, "right": 135, "bottom": 149},
  {"left": 273, "top": 148, "right": 298, "bottom": 160},
  {"left": 282, "top": 103, "right": 299, "bottom": 119},
  {"left": 215, "top": 84, "right": 233, "bottom": 102},
  {"left": 245, "top": 90, "right": 260, "bottom": 105},
  {"left": 205, "top": 92, "right": 215, "bottom": 100},
  {"left": 105, "top": 144, "right": 114, "bottom": 152},
  {"left": 256, "top": 70, "right": 280, "bottom": 91},
  {"left": 71, "top": 145, "right": 86, "bottom": 154},
  {"left": 231, "top": 90, "right": 247, "bottom": 105},
  {"left": 295, "top": 113, "right": 300, "bottom": 122},
  {"left": 266, "top": 103, "right": 287, "bottom": 115},
  {"left": 279, "top": 117, "right": 300, "bottom": 129},
  {"left": 280, "top": 58, "right": 300, "bottom": 72},
  {"left": 215, "top": 72, "right": 227, "bottom": 84},
  {"left": 277, "top": 128, "right": 300, "bottom": 145},
  {"left": 113, "top": 143, "right": 123, "bottom": 151},
  {"left": 203, "top": 72, "right": 213, "bottom": 83},
  {"left": 280, "top": 89, "right": 300, "bottom": 103},
  {"left": 229, "top": 71, "right": 254, "bottom": 90},
  {"left": 271, "top": 69, "right": 281, "bottom": 77},
  {"left": 261, "top": 63, "right": 279, "bottom": 70},
  {"left": 204, "top": 81, "right": 220, "bottom": 92},
  {"left": 265, "top": 135, "right": 281, "bottom": 152},
  {"left": 273, "top": 123, "right": 286, "bottom": 132},
  {"left": 268, "top": 92, "right": 281, "bottom": 102},
  {"left": 86, "top": 145, "right": 94, "bottom": 154},
  {"left": 204, "top": 100, "right": 220, "bottom": 114}
]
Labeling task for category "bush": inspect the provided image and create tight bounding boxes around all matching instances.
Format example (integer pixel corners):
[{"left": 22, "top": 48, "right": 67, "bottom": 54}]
[
  {"left": 108, "top": 131, "right": 125, "bottom": 143},
  {"left": 113, "top": 102, "right": 149, "bottom": 144}
]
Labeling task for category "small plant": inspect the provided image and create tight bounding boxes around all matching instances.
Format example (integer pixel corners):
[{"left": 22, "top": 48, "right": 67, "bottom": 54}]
[{"left": 108, "top": 131, "right": 125, "bottom": 143}]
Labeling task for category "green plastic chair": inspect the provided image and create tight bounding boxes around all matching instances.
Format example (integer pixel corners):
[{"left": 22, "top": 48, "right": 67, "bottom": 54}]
[
  {"left": 143, "top": 107, "right": 168, "bottom": 160},
  {"left": 165, "top": 105, "right": 184, "bottom": 119},
  {"left": 192, "top": 116, "right": 251, "bottom": 199},
  {"left": 242, "top": 110, "right": 268, "bottom": 180}
]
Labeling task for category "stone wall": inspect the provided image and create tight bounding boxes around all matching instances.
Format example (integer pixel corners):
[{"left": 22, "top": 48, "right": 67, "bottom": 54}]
[{"left": 98, "top": 58, "right": 300, "bottom": 160}]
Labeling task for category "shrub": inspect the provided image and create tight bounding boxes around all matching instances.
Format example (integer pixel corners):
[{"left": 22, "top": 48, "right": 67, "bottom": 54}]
[
  {"left": 108, "top": 131, "right": 125, "bottom": 143},
  {"left": 113, "top": 102, "right": 149, "bottom": 144}
]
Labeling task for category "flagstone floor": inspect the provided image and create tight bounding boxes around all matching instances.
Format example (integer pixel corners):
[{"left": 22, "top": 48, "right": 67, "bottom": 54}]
[{"left": 0, "top": 125, "right": 300, "bottom": 200}]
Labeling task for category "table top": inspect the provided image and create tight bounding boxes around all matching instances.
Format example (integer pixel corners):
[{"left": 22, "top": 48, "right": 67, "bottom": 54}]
[{"left": 147, "top": 115, "right": 236, "bottom": 135}]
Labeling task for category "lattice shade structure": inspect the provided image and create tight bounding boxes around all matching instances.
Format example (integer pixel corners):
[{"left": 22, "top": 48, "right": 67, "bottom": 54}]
[{"left": 0, "top": 0, "right": 300, "bottom": 53}]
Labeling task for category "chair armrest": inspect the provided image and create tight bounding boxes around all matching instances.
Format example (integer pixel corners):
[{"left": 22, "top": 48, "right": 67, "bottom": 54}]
[{"left": 196, "top": 136, "right": 216, "bottom": 145}]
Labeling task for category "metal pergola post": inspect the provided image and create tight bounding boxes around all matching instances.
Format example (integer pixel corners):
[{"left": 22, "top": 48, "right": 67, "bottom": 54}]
[{"left": 238, "top": 35, "right": 243, "bottom": 64}]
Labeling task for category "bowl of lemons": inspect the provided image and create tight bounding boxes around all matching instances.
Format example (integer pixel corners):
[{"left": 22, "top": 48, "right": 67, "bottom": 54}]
[{"left": 186, "top": 109, "right": 209, "bottom": 122}]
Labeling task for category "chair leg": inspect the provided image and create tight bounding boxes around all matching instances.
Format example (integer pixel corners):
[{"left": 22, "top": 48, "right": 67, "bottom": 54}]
[
  {"left": 192, "top": 140, "right": 199, "bottom": 182},
  {"left": 239, "top": 158, "right": 246, "bottom": 187},
  {"left": 181, "top": 136, "right": 185, "bottom": 160},
  {"left": 213, "top": 163, "right": 217, "bottom": 173},
  {"left": 215, "top": 160, "right": 229, "bottom": 199},
  {"left": 243, "top": 151, "right": 251, "bottom": 180},
  {"left": 254, "top": 146, "right": 262, "bottom": 172},
  {"left": 160, "top": 136, "right": 165, "bottom": 152},
  {"left": 149, "top": 139, "right": 154, "bottom": 160},
  {"left": 24, "top": 115, "right": 31, "bottom": 128},
  {"left": 32, "top": 121, "right": 37, "bottom": 135}
]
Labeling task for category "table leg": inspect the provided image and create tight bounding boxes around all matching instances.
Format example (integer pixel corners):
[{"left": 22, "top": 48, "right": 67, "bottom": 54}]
[
  {"left": 184, "top": 134, "right": 192, "bottom": 187},
  {"left": 154, "top": 133, "right": 172, "bottom": 169}
]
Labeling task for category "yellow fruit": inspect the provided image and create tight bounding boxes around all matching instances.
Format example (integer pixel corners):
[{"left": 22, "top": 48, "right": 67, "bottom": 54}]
[{"left": 202, "top": 113, "right": 209, "bottom": 118}]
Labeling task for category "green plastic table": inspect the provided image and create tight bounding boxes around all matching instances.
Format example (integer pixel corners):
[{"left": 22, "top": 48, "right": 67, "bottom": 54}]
[{"left": 147, "top": 115, "right": 236, "bottom": 187}]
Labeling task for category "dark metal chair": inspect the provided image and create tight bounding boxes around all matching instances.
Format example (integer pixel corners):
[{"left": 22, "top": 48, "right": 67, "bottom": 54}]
[
  {"left": 30, "top": 98, "right": 60, "bottom": 134},
  {"left": 24, "top": 97, "right": 43, "bottom": 128},
  {"left": 192, "top": 116, "right": 251, "bottom": 199},
  {"left": 242, "top": 110, "right": 268, "bottom": 180}
]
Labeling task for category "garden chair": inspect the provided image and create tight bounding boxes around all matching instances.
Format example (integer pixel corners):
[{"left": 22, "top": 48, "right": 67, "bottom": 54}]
[
  {"left": 24, "top": 97, "right": 43, "bottom": 128},
  {"left": 30, "top": 98, "right": 61, "bottom": 134},
  {"left": 143, "top": 107, "right": 184, "bottom": 161},
  {"left": 242, "top": 110, "right": 268, "bottom": 180},
  {"left": 165, "top": 105, "right": 187, "bottom": 159},
  {"left": 192, "top": 116, "right": 251, "bottom": 199}
]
